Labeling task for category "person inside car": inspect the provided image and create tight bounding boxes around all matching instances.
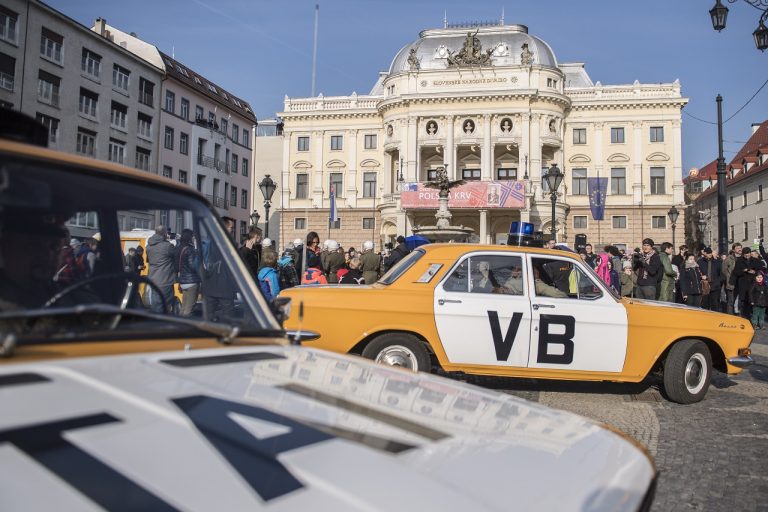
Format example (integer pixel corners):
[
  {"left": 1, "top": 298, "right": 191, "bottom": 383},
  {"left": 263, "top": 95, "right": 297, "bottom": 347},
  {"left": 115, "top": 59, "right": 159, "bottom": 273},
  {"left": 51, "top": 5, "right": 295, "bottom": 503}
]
[{"left": 533, "top": 266, "right": 567, "bottom": 298}]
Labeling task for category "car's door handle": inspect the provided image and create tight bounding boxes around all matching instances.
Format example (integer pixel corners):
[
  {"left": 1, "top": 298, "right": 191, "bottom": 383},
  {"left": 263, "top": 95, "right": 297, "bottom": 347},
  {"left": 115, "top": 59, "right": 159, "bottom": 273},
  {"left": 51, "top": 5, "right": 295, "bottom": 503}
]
[
  {"left": 438, "top": 299, "right": 462, "bottom": 306},
  {"left": 532, "top": 304, "right": 555, "bottom": 310}
]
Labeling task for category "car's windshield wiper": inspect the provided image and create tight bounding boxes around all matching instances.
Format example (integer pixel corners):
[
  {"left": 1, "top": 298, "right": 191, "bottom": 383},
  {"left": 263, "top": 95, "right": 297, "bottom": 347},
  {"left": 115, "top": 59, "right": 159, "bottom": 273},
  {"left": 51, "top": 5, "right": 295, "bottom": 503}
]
[{"left": 0, "top": 304, "right": 242, "bottom": 344}]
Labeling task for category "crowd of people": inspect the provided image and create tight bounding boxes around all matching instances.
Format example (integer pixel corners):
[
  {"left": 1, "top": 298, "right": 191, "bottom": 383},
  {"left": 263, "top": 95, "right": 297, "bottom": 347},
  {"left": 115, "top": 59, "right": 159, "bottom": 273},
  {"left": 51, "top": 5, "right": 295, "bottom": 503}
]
[{"left": 573, "top": 238, "right": 767, "bottom": 329}]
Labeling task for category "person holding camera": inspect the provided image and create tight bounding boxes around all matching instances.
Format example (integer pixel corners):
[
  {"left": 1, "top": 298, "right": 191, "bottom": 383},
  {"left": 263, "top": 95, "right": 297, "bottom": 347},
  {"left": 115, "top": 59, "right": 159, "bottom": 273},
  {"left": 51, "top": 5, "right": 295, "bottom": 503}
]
[
  {"left": 680, "top": 253, "right": 704, "bottom": 307},
  {"left": 633, "top": 238, "right": 661, "bottom": 300}
]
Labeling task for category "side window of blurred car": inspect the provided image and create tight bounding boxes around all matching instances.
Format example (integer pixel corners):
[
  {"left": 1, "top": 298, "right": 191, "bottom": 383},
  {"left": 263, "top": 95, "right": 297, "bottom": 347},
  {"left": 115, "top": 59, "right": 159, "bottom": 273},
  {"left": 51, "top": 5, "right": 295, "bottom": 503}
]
[
  {"left": 531, "top": 257, "right": 603, "bottom": 300},
  {"left": 443, "top": 259, "right": 469, "bottom": 292},
  {"left": 470, "top": 255, "right": 525, "bottom": 296}
]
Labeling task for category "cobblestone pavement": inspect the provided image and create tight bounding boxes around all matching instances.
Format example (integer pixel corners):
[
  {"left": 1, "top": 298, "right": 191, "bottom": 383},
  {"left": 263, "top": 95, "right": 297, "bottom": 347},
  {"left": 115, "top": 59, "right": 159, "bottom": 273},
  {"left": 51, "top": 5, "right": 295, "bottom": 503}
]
[{"left": 474, "top": 328, "right": 768, "bottom": 512}]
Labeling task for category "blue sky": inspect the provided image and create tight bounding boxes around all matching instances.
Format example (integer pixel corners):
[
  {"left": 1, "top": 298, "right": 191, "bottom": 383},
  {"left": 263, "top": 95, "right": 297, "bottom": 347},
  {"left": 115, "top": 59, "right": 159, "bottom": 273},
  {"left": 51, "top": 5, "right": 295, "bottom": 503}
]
[{"left": 49, "top": 0, "right": 768, "bottom": 175}]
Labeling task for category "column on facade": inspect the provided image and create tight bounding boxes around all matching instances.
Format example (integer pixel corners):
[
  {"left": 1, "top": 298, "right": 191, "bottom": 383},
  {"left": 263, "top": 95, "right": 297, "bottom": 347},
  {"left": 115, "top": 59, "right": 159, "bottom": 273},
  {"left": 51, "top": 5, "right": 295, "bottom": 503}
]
[
  {"left": 631, "top": 121, "right": 643, "bottom": 205},
  {"left": 672, "top": 120, "right": 684, "bottom": 205},
  {"left": 593, "top": 122, "right": 604, "bottom": 182},
  {"left": 312, "top": 130, "right": 324, "bottom": 207},
  {"left": 482, "top": 114, "right": 492, "bottom": 181},
  {"left": 445, "top": 115, "right": 455, "bottom": 180},
  {"left": 346, "top": 130, "right": 358, "bottom": 207},
  {"left": 281, "top": 132, "right": 291, "bottom": 209},
  {"left": 530, "top": 114, "right": 542, "bottom": 189},
  {"left": 407, "top": 118, "right": 418, "bottom": 182},
  {"left": 383, "top": 151, "right": 393, "bottom": 196},
  {"left": 479, "top": 209, "right": 488, "bottom": 244}
]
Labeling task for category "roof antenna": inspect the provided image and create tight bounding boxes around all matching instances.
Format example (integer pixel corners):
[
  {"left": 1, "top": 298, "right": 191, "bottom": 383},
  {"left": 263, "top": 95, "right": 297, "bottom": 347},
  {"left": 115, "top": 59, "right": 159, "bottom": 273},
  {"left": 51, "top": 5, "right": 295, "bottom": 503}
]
[
  {"left": 443, "top": 10, "right": 447, "bottom": 28},
  {"left": 311, "top": 4, "right": 319, "bottom": 97},
  {"left": 500, "top": 7, "right": 505, "bottom": 25},
  {"left": 172, "top": 45, "right": 175, "bottom": 59}
]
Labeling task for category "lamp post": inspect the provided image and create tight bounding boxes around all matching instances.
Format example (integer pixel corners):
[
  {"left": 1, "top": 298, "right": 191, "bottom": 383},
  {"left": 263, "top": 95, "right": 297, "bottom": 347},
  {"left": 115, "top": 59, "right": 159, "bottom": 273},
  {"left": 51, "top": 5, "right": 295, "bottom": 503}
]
[
  {"left": 258, "top": 174, "right": 277, "bottom": 239},
  {"left": 710, "top": 0, "right": 768, "bottom": 51},
  {"left": 697, "top": 217, "right": 707, "bottom": 246},
  {"left": 249, "top": 209, "right": 260, "bottom": 229},
  {"left": 667, "top": 205, "right": 680, "bottom": 248},
  {"left": 715, "top": 96, "right": 728, "bottom": 256},
  {"left": 545, "top": 163, "right": 564, "bottom": 242}
]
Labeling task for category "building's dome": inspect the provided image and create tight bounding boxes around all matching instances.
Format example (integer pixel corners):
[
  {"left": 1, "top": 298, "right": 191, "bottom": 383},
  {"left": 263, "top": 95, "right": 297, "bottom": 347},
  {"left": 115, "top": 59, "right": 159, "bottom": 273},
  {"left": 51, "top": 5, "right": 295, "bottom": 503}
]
[{"left": 388, "top": 24, "right": 558, "bottom": 74}]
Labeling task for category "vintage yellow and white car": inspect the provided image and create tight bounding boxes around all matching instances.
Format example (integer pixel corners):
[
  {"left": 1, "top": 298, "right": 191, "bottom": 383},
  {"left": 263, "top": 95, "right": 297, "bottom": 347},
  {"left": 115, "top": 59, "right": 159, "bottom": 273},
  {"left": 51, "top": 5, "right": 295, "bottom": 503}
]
[{"left": 281, "top": 244, "right": 755, "bottom": 404}]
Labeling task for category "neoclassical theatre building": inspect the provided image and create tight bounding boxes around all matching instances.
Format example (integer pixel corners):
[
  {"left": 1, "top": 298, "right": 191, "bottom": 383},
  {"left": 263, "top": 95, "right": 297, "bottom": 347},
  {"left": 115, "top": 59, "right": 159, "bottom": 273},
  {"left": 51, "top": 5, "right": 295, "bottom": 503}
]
[{"left": 277, "top": 23, "right": 687, "bottom": 251}]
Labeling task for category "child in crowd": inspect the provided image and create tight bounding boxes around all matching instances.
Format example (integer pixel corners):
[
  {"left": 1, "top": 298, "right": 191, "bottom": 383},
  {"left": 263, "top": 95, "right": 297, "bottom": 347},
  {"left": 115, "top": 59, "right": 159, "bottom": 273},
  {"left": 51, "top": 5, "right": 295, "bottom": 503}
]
[{"left": 750, "top": 272, "right": 767, "bottom": 329}]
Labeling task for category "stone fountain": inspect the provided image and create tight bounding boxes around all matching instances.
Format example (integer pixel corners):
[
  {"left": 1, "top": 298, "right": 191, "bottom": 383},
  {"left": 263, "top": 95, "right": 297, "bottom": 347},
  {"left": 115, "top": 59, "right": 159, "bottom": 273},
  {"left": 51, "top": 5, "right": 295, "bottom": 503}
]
[{"left": 411, "top": 167, "right": 474, "bottom": 243}]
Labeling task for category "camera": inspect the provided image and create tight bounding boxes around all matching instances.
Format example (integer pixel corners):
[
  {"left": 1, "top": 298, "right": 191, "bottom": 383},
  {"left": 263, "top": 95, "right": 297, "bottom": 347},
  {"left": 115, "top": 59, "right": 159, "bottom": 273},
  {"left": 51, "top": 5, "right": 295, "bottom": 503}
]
[{"left": 384, "top": 242, "right": 393, "bottom": 250}]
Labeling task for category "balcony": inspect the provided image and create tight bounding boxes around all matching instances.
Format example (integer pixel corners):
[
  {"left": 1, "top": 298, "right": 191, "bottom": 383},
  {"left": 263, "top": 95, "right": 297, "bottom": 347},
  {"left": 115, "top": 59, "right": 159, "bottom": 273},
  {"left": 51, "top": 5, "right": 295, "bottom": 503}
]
[
  {"left": 205, "top": 194, "right": 228, "bottom": 210},
  {"left": 0, "top": 72, "right": 14, "bottom": 91},
  {"left": 196, "top": 153, "right": 229, "bottom": 173}
]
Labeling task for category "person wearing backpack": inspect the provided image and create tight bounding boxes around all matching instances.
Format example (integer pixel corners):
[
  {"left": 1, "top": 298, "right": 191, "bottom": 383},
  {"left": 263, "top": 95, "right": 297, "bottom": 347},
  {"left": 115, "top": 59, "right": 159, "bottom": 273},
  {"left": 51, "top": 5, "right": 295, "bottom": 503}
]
[
  {"left": 74, "top": 238, "right": 98, "bottom": 279},
  {"left": 257, "top": 250, "right": 280, "bottom": 302},
  {"left": 277, "top": 250, "right": 299, "bottom": 290}
]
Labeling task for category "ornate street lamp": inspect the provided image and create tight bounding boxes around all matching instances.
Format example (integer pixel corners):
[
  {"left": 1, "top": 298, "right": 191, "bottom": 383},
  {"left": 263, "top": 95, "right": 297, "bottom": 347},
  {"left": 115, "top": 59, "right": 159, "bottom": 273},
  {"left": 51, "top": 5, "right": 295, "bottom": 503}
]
[
  {"left": 667, "top": 206, "right": 680, "bottom": 248},
  {"left": 258, "top": 174, "right": 277, "bottom": 239},
  {"left": 249, "top": 209, "right": 260, "bottom": 229},
  {"left": 709, "top": 0, "right": 768, "bottom": 51},
  {"left": 697, "top": 217, "right": 707, "bottom": 246},
  {"left": 710, "top": 0, "right": 729, "bottom": 31},
  {"left": 545, "top": 162, "right": 564, "bottom": 242},
  {"left": 754, "top": 18, "right": 768, "bottom": 51}
]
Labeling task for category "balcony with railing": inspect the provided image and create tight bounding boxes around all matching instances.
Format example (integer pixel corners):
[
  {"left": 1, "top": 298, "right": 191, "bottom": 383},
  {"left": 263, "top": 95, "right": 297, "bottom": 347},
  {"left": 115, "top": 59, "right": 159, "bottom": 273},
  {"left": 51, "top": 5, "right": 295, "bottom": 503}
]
[
  {"left": 0, "top": 72, "right": 14, "bottom": 91},
  {"left": 205, "top": 194, "right": 229, "bottom": 210},
  {"left": 196, "top": 153, "right": 229, "bottom": 173}
]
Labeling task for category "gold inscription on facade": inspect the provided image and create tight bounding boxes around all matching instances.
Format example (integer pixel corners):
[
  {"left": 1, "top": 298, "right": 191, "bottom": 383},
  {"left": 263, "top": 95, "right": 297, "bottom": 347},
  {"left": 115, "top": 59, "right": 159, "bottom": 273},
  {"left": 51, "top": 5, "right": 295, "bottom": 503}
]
[{"left": 431, "top": 77, "right": 513, "bottom": 86}]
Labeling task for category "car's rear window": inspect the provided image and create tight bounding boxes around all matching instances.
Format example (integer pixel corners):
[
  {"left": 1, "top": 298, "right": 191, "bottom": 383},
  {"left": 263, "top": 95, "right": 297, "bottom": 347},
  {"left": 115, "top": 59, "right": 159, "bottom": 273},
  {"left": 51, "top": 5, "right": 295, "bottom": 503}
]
[{"left": 378, "top": 249, "right": 425, "bottom": 285}]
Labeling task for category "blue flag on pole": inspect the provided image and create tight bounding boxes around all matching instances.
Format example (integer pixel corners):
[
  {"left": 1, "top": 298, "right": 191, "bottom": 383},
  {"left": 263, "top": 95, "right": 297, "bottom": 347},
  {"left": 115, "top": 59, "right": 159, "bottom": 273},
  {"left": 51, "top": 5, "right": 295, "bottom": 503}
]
[
  {"left": 587, "top": 177, "right": 608, "bottom": 221},
  {"left": 329, "top": 185, "right": 338, "bottom": 222}
]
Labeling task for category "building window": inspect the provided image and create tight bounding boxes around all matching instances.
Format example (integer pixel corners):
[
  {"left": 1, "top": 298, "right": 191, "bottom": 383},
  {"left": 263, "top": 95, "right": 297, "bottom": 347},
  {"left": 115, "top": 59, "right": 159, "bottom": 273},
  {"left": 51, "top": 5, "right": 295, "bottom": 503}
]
[
  {"left": 296, "top": 173, "right": 308, "bottom": 199},
  {"left": 330, "top": 218, "right": 341, "bottom": 229},
  {"left": 137, "top": 113, "right": 152, "bottom": 139},
  {"left": 610, "top": 127, "right": 625, "bottom": 144},
  {"left": 729, "top": 225, "right": 734, "bottom": 243},
  {"left": 742, "top": 190, "right": 748, "bottom": 207},
  {"left": 297, "top": 136, "right": 309, "bottom": 151},
  {"left": 497, "top": 168, "right": 517, "bottom": 180},
  {"left": 294, "top": 218, "right": 307, "bottom": 230},
  {"left": 330, "top": 135, "right": 343, "bottom": 151},
  {"left": 76, "top": 128, "right": 96, "bottom": 157},
  {"left": 573, "top": 128, "right": 586, "bottom": 144},
  {"left": 78, "top": 88, "right": 98, "bottom": 117},
  {"left": 612, "top": 216, "right": 627, "bottom": 229},
  {"left": 180, "top": 132, "right": 188, "bottom": 155},
  {"left": 330, "top": 173, "right": 343, "bottom": 196},
  {"left": 108, "top": 139, "right": 125, "bottom": 164},
  {"left": 220, "top": 118, "right": 228, "bottom": 136},
  {"left": 729, "top": 196, "right": 734, "bottom": 211},
  {"left": 242, "top": 129, "right": 249, "bottom": 147},
  {"left": 572, "top": 168, "right": 587, "bottom": 195},
  {"left": 462, "top": 168, "right": 481, "bottom": 181},
  {"left": 363, "top": 218, "right": 375, "bottom": 230},
  {"left": 573, "top": 216, "right": 587, "bottom": 229},
  {"left": 179, "top": 98, "right": 189, "bottom": 120},
  {"left": 427, "top": 168, "right": 439, "bottom": 181},
  {"left": 364, "top": 134, "right": 377, "bottom": 149},
  {"left": 40, "top": 28, "right": 63, "bottom": 63},
  {"left": 35, "top": 113, "right": 59, "bottom": 143},
  {"left": 232, "top": 123, "right": 239, "bottom": 143},
  {"left": 759, "top": 185, "right": 764, "bottom": 202},
  {"left": 178, "top": 170, "right": 188, "bottom": 184},
  {"left": 363, "top": 172, "right": 377, "bottom": 197},
  {"left": 81, "top": 48, "right": 101, "bottom": 78},
  {"left": 195, "top": 105, "right": 204, "bottom": 122},
  {"left": 38, "top": 71, "right": 60, "bottom": 107},
  {"left": 611, "top": 167, "right": 626, "bottom": 195},
  {"left": 650, "top": 167, "right": 665, "bottom": 194},
  {"left": 241, "top": 190, "right": 247, "bottom": 209},
  {"left": 112, "top": 64, "right": 130, "bottom": 92},
  {"left": 541, "top": 167, "right": 551, "bottom": 192},
  {"left": 165, "top": 90, "right": 175, "bottom": 113},
  {"left": 0, "top": 52, "right": 13, "bottom": 91},
  {"left": 164, "top": 126, "right": 174, "bottom": 150},
  {"left": 650, "top": 126, "right": 664, "bottom": 142},
  {"left": 139, "top": 77, "right": 154, "bottom": 106},
  {"left": 110, "top": 101, "right": 127, "bottom": 130},
  {"left": 162, "top": 165, "right": 172, "bottom": 179},
  {"left": 135, "top": 148, "right": 150, "bottom": 171},
  {"left": 759, "top": 218, "right": 764, "bottom": 239},
  {"left": 242, "top": 158, "right": 248, "bottom": 177},
  {"left": 652, "top": 216, "right": 666, "bottom": 229},
  {"left": 744, "top": 221, "right": 749, "bottom": 241},
  {"left": 231, "top": 154, "right": 238, "bottom": 175},
  {"left": 0, "top": 7, "right": 18, "bottom": 43},
  {"left": 230, "top": 186, "right": 237, "bottom": 208}
]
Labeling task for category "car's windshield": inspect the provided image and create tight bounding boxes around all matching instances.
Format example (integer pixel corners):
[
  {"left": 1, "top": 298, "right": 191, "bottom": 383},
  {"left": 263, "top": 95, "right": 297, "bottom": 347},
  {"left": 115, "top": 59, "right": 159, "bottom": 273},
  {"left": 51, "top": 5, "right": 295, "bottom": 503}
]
[
  {"left": 0, "top": 154, "right": 278, "bottom": 340},
  {"left": 378, "top": 249, "right": 425, "bottom": 285}
]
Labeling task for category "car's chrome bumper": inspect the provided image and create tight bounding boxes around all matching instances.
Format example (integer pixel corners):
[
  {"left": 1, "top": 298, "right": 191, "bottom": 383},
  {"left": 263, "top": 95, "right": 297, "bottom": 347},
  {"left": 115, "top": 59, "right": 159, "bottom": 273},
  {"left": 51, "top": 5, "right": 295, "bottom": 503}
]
[{"left": 727, "top": 355, "right": 754, "bottom": 368}]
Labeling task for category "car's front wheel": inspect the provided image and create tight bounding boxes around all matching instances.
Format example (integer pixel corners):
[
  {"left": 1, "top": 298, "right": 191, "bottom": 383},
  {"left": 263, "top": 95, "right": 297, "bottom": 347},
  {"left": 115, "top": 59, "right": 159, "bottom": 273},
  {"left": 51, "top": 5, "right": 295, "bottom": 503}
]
[
  {"left": 362, "top": 333, "right": 431, "bottom": 372},
  {"left": 662, "top": 339, "right": 712, "bottom": 404}
]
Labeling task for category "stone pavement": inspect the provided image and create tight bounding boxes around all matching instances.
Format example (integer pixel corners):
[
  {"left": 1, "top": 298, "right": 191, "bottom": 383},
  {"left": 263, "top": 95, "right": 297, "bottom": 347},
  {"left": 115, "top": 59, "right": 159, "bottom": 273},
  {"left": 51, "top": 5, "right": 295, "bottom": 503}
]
[{"left": 480, "top": 328, "right": 768, "bottom": 511}]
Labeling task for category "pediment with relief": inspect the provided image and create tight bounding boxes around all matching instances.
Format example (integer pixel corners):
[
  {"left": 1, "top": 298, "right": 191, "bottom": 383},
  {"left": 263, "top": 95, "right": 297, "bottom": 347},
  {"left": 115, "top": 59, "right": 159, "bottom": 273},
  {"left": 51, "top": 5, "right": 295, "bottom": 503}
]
[
  {"left": 360, "top": 158, "right": 381, "bottom": 168},
  {"left": 607, "top": 153, "right": 630, "bottom": 163},
  {"left": 569, "top": 154, "right": 591, "bottom": 164},
  {"left": 326, "top": 159, "right": 347, "bottom": 169},
  {"left": 293, "top": 160, "right": 312, "bottom": 170},
  {"left": 646, "top": 152, "right": 670, "bottom": 162}
]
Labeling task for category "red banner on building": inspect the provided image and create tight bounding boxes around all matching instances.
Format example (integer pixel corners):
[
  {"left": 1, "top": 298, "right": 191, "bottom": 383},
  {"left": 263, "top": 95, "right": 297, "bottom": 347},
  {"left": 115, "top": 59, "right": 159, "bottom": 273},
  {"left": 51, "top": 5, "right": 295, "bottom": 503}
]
[{"left": 400, "top": 180, "right": 525, "bottom": 209}]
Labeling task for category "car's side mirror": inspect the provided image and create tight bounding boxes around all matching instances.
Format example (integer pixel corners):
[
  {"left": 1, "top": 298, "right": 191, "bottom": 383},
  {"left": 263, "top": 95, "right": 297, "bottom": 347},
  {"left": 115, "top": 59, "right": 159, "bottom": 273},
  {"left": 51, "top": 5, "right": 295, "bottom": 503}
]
[{"left": 284, "top": 330, "right": 321, "bottom": 345}]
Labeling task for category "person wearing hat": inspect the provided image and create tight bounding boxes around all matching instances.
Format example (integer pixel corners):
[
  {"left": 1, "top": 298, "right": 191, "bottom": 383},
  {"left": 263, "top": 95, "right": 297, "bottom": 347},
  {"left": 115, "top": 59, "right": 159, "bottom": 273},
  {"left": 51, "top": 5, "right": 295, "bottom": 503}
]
[
  {"left": 723, "top": 242, "right": 742, "bottom": 314},
  {"left": 733, "top": 247, "right": 762, "bottom": 319},
  {"left": 383, "top": 235, "right": 410, "bottom": 272},
  {"left": 360, "top": 240, "right": 381, "bottom": 284},
  {"left": 634, "top": 238, "right": 661, "bottom": 300},
  {"left": 620, "top": 260, "right": 637, "bottom": 297},
  {"left": 323, "top": 240, "right": 345, "bottom": 284},
  {"left": 697, "top": 246, "right": 722, "bottom": 311}
]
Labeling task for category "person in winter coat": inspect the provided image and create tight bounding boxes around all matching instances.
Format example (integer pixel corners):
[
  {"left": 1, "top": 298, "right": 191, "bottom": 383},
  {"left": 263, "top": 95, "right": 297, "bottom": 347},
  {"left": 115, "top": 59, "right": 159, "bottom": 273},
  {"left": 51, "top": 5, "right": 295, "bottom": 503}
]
[
  {"left": 620, "top": 260, "right": 637, "bottom": 297},
  {"left": 698, "top": 247, "right": 723, "bottom": 312},
  {"left": 383, "top": 236, "right": 410, "bottom": 272},
  {"left": 176, "top": 229, "right": 201, "bottom": 317},
  {"left": 680, "top": 254, "right": 703, "bottom": 308},
  {"left": 607, "top": 259, "right": 621, "bottom": 295},
  {"left": 658, "top": 242, "right": 677, "bottom": 303},
  {"left": 733, "top": 248, "right": 762, "bottom": 319},
  {"left": 723, "top": 243, "right": 742, "bottom": 314},
  {"left": 238, "top": 227, "right": 262, "bottom": 280},
  {"left": 323, "top": 240, "right": 345, "bottom": 284},
  {"left": 145, "top": 226, "right": 177, "bottom": 313},
  {"left": 339, "top": 257, "right": 365, "bottom": 285},
  {"left": 750, "top": 273, "right": 767, "bottom": 329},
  {"left": 360, "top": 240, "right": 381, "bottom": 285},
  {"left": 302, "top": 254, "right": 328, "bottom": 285},
  {"left": 277, "top": 251, "right": 300, "bottom": 290},
  {"left": 595, "top": 253, "right": 611, "bottom": 287},
  {"left": 257, "top": 250, "right": 280, "bottom": 302},
  {"left": 634, "top": 238, "right": 661, "bottom": 300}
]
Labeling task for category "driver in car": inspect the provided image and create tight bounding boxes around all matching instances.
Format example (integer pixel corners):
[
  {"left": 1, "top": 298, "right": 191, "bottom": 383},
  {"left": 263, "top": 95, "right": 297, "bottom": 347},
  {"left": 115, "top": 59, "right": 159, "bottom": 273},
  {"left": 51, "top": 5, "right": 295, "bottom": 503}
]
[{"left": 0, "top": 209, "right": 67, "bottom": 310}]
